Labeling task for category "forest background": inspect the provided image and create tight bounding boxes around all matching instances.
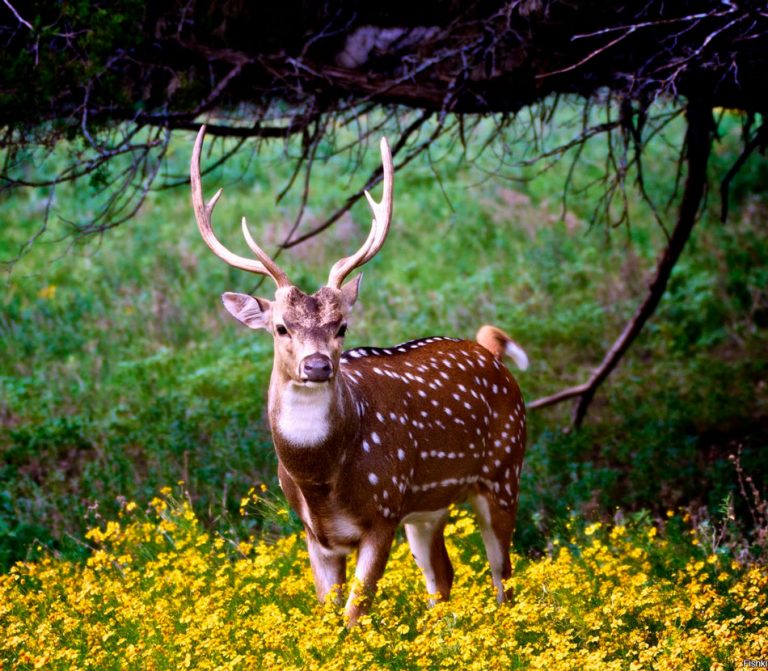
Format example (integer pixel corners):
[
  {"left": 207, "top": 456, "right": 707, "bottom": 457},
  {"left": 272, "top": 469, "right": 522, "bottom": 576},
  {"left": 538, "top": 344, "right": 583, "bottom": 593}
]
[{"left": 1, "top": 2, "right": 767, "bottom": 668}]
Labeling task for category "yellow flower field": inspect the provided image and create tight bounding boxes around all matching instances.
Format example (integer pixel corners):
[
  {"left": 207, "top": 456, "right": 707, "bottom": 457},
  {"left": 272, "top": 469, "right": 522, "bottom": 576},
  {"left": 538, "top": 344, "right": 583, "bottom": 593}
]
[{"left": 1, "top": 491, "right": 765, "bottom": 670}]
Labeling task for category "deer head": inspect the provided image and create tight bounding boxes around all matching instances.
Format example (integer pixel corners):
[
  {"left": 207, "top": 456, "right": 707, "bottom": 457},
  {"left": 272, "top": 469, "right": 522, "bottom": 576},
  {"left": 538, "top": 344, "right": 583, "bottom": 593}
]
[{"left": 190, "top": 125, "right": 393, "bottom": 387}]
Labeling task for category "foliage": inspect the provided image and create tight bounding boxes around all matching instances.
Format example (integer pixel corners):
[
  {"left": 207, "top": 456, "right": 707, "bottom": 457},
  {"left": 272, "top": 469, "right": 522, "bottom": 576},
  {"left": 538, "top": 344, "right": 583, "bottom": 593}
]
[
  {"left": 1, "top": 492, "right": 766, "bottom": 670},
  {"left": 4, "top": 2, "right": 767, "bottom": 141},
  {"left": 4, "top": 1, "right": 768, "bottom": 237},
  {"left": 1, "top": 107, "right": 767, "bottom": 570}
]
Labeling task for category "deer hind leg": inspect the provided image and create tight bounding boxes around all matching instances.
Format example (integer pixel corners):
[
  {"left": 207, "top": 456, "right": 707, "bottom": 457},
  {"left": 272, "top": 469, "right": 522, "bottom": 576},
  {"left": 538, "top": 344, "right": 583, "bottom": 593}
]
[
  {"left": 306, "top": 527, "right": 347, "bottom": 605},
  {"left": 404, "top": 508, "right": 454, "bottom": 604},
  {"left": 469, "top": 492, "right": 515, "bottom": 602}
]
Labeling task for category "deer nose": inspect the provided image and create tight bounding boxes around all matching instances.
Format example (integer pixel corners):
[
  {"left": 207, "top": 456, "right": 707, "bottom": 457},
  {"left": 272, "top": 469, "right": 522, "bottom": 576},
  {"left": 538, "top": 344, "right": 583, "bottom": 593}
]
[{"left": 300, "top": 354, "right": 333, "bottom": 382}]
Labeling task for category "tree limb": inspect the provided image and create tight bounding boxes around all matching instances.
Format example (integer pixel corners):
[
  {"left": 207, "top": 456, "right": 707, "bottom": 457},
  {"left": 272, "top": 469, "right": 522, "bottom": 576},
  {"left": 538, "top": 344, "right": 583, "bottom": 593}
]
[
  {"left": 528, "top": 99, "right": 715, "bottom": 428},
  {"left": 720, "top": 119, "right": 767, "bottom": 223}
]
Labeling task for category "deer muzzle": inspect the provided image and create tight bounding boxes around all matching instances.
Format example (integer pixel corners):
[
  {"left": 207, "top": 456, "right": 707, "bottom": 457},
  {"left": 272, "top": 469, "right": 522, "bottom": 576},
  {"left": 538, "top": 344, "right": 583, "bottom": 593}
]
[{"left": 300, "top": 353, "right": 334, "bottom": 382}]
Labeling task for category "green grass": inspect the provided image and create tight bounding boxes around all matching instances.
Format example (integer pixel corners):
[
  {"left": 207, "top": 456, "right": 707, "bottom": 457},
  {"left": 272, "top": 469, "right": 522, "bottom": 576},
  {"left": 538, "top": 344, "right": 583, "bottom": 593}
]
[{"left": 1, "top": 105, "right": 767, "bottom": 569}]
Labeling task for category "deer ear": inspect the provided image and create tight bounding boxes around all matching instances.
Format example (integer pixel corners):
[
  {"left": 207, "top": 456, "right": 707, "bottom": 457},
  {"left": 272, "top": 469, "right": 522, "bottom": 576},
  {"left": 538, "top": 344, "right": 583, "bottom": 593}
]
[
  {"left": 340, "top": 273, "right": 363, "bottom": 310},
  {"left": 221, "top": 292, "right": 272, "bottom": 330}
]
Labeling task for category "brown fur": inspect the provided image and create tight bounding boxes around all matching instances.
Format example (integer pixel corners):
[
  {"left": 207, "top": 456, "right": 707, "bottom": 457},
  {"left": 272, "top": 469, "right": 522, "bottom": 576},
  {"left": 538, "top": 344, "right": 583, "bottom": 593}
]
[{"left": 197, "top": 126, "right": 526, "bottom": 624}]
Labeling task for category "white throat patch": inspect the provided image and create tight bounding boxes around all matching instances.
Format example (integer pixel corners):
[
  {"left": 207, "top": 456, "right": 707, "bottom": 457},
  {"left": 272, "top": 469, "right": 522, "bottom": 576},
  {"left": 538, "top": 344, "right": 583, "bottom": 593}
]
[{"left": 275, "top": 382, "right": 333, "bottom": 447}]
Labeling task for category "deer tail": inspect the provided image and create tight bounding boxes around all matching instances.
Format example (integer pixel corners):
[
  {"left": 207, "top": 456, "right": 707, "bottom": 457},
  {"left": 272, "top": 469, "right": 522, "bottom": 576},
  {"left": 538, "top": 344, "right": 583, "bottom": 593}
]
[{"left": 476, "top": 324, "right": 529, "bottom": 371}]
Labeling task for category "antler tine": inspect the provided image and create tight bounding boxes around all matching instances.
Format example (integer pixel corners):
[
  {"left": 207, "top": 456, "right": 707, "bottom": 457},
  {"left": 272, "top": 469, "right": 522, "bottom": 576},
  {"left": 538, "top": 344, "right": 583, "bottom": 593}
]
[
  {"left": 191, "top": 125, "right": 291, "bottom": 288},
  {"left": 327, "top": 137, "right": 394, "bottom": 289},
  {"left": 241, "top": 217, "right": 290, "bottom": 287}
]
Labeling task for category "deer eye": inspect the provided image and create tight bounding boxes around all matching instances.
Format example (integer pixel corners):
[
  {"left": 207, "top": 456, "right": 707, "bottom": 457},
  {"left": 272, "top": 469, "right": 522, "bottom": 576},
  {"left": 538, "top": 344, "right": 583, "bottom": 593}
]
[
  {"left": 336, "top": 324, "right": 348, "bottom": 338},
  {"left": 275, "top": 324, "right": 289, "bottom": 337}
]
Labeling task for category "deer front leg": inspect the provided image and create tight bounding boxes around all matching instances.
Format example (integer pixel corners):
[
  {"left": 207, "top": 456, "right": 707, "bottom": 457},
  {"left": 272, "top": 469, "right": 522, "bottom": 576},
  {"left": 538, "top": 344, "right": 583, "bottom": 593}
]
[
  {"left": 305, "top": 527, "right": 347, "bottom": 605},
  {"left": 344, "top": 526, "right": 396, "bottom": 625}
]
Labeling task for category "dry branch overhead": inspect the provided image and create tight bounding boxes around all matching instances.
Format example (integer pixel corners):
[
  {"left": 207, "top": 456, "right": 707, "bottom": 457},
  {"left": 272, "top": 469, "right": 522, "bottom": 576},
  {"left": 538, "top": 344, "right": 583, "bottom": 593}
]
[
  {"left": 2, "top": 1, "right": 767, "bottom": 146},
  {"left": 1, "top": 0, "right": 765, "bottom": 235}
]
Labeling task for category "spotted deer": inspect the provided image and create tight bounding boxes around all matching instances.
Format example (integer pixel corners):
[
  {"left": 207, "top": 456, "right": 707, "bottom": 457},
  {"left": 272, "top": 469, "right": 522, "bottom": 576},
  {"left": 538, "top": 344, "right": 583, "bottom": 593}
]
[{"left": 191, "top": 126, "right": 528, "bottom": 624}]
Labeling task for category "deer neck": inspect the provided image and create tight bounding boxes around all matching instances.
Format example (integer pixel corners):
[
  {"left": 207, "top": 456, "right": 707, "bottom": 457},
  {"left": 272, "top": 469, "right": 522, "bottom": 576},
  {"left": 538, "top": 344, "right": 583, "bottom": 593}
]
[{"left": 268, "top": 370, "right": 357, "bottom": 483}]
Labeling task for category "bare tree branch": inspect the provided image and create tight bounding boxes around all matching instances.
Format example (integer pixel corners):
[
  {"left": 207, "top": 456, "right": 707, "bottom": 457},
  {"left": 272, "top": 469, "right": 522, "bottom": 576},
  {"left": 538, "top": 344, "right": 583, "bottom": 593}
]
[
  {"left": 2, "top": 0, "right": 32, "bottom": 30},
  {"left": 0, "top": 187, "right": 53, "bottom": 269},
  {"left": 281, "top": 110, "right": 433, "bottom": 248},
  {"left": 142, "top": 119, "right": 312, "bottom": 139},
  {"left": 528, "top": 100, "right": 715, "bottom": 427},
  {"left": 720, "top": 119, "right": 768, "bottom": 223}
]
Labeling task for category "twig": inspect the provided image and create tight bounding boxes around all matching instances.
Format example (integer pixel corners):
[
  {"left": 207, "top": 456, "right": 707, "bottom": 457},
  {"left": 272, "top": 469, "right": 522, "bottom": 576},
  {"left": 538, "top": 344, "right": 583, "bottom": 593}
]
[
  {"left": 142, "top": 119, "right": 311, "bottom": 139},
  {"left": 281, "top": 110, "right": 433, "bottom": 248},
  {"left": 536, "top": 27, "right": 637, "bottom": 80},
  {"left": 154, "top": 137, "right": 248, "bottom": 190},
  {"left": 3, "top": 0, "right": 33, "bottom": 30},
  {"left": 720, "top": 120, "right": 767, "bottom": 223},
  {"left": 0, "top": 187, "right": 54, "bottom": 269}
]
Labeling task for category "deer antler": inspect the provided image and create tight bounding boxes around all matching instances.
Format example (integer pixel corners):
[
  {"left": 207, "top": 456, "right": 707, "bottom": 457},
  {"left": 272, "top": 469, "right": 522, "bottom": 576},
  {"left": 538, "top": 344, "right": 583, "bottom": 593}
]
[
  {"left": 327, "top": 137, "right": 394, "bottom": 289},
  {"left": 191, "top": 125, "right": 291, "bottom": 288}
]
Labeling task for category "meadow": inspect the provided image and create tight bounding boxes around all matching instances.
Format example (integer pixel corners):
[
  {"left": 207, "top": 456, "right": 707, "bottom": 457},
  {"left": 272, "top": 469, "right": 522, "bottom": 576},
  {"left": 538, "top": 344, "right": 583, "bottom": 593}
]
[
  {"left": 1, "top": 105, "right": 767, "bottom": 668},
  {"left": 2, "top": 491, "right": 766, "bottom": 670}
]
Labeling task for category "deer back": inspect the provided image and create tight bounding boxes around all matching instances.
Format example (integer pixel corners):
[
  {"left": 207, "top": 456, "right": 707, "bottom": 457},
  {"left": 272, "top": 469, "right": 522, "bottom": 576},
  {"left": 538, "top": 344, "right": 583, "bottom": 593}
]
[{"left": 334, "top": 337, "right": 526, "bottom": 522}]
